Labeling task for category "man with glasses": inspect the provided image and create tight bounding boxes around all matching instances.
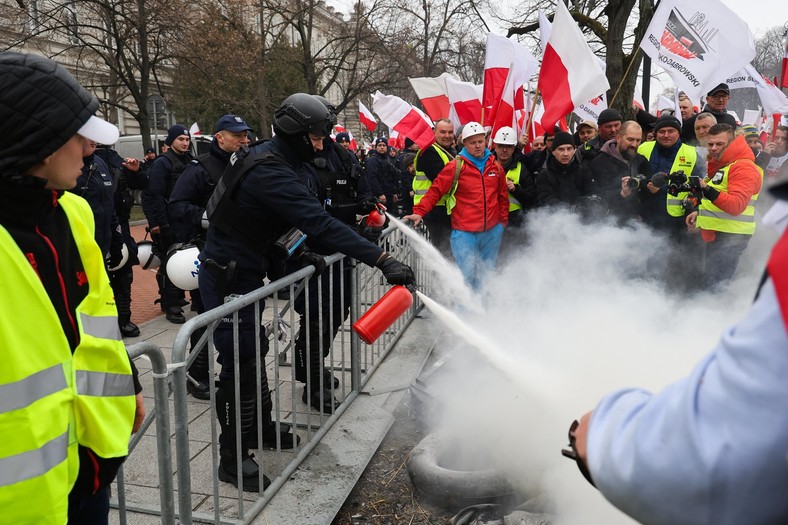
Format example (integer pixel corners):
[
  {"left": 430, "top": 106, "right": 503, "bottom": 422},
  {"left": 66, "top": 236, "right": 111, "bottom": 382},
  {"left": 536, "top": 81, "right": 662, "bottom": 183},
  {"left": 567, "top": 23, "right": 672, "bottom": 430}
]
[{"left": 681, "top": 84, "right": 738, "bottom": 144}]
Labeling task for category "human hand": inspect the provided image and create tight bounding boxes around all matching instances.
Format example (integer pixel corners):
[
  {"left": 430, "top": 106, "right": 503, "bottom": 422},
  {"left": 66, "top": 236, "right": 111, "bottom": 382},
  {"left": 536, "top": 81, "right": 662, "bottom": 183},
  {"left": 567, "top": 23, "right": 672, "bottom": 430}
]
[
  {"left": 376, "top": 253, "right": 415, "bottom": 286},
  {"left": 378, "top": 195, "right": 387, "bottom": 204},
  {"left": 620, "top": 177, "right": 632, "bottom": 198},
  {"left": 123, "top": 158, "right": 140, "bottom": 172},
  {"left": 764, "top": 141, "right": 777, "bottom": 155},
  {"left": 132, "top": 392, "right": 146, "bottom": 433},
  {"left": 299, "top": 250, "right": 326, "bottom": 276},
  {"left": 686, "top": 210, "right": 699, "bottom": 230},
  {"left": 561, "top": 412, "right": 593, "bottom": 486},
  {"left": 506, "top": 179, "right": 516, "bottom": 191},
  {"left": 402, "top": 213, "right": 423, "bottom": 227}
]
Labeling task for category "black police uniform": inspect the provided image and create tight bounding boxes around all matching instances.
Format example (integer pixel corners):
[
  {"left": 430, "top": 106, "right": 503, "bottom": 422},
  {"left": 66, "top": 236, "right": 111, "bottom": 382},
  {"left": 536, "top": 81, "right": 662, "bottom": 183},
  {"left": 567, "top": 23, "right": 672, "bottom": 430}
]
[
  {"left": 292, "top": 138, "right": 377, "bottom": 411},
  {"left": 94, "top": 146, "right": 149, "bottom": 337},
  {"left": 141, "top": 149, "right": 192, "bottom": 321}
]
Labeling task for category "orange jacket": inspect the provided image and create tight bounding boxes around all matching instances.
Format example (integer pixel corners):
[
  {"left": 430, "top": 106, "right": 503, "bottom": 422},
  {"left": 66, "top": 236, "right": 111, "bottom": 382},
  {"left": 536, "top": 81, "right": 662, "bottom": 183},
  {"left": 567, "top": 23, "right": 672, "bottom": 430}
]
[
  {"left": 414, "top": 152, "right": 509, "bottom": 232},
  {"left": 702, "top": 135, "right": 762, "bottom": 242}
]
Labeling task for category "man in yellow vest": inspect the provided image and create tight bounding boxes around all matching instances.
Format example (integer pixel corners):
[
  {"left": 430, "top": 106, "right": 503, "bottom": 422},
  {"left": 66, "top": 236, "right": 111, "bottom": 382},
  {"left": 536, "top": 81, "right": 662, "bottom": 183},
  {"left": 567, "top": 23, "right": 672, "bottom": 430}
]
[
  {"left": 412, "top": 118, "right": 456, "bottom": 255},
  {"left": 637, "top": 115, "right": 706, "bottom": 233},
  {"left": 686, "top": 123, "right": 763, "bottom": 288},
  {"left": 0, "top": 52, "right": 143, "bottom": 525}
]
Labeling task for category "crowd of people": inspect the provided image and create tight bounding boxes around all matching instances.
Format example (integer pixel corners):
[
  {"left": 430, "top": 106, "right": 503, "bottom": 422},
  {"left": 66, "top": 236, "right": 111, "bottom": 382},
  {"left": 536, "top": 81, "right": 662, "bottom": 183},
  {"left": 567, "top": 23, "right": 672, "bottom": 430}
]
[{"left": 5, "top": 46, "right": 788, "bottom": 524}]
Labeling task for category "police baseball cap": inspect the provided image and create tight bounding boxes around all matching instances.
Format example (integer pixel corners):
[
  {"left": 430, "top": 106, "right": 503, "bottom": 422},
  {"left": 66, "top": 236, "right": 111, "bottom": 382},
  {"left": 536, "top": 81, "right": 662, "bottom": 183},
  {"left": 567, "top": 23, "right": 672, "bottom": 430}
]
[{"left": 214, "top": 114, "right": 254, "bottom": 134}]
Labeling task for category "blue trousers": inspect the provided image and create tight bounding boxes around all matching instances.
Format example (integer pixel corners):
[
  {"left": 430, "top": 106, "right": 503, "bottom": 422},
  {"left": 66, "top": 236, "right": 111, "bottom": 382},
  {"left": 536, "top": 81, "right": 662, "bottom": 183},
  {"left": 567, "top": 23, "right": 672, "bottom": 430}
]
[{"left": 450, "top": 224, "right": 504, "bottom": 290}]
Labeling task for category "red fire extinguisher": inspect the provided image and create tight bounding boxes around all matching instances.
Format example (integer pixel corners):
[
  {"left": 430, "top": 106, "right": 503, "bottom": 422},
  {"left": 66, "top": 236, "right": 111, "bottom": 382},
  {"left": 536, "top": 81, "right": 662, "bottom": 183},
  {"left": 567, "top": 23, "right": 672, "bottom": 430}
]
[
  {"left": 353, "top": 285, "right": 414, "bottom": 344},
  {"left": 365, "top": 204, "right": 387, "bottom": 228}
]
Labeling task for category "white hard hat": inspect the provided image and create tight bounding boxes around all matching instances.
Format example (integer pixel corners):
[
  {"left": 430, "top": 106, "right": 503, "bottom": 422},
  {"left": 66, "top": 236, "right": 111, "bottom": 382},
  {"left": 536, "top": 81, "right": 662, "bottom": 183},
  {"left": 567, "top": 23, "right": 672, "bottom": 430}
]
[
  {"left": 492, "top": 126, "right": 517, "bottom": 146},
  {"left": 166, "top": 245, "right": 201, "bottom": 291},
  {"left": 137, "top": 240, "right": 161, "bottom": 270},
  {"left": 107, "top": 243, "right": 129, "bottom": 272},
  {"left": 461, "top": 121, "right": 485, "bottom": 142}
]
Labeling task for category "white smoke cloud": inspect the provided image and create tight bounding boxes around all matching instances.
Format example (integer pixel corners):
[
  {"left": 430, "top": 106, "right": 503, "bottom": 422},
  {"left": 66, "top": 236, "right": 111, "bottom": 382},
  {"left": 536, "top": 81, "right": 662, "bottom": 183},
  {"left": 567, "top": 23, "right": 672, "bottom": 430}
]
[{"left": 404, "top": 208, "right": 778, "bottom": 523}]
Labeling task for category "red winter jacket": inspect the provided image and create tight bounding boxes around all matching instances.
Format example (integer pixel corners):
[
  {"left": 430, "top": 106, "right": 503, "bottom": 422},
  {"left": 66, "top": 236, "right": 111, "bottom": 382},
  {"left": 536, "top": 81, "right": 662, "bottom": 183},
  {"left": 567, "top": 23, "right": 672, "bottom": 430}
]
[{"left": 414, "top": 151, "right": 509, "bottom": 232}]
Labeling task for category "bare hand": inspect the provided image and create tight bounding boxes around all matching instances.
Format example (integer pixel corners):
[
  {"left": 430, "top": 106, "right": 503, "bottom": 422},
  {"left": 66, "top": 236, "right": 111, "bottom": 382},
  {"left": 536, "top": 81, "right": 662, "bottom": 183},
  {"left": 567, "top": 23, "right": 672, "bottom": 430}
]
[
  {"left": 646, "top": 182, "right": 660, "bottom": 194},
  {"left": 132, "top": 392, "right": 146, "bottom": 433},
  {"left": 620, "top": 176, "right": 632, "bottom": 198},
  {"left": 402, "top": 213, "right": 423, "bottom": 226},
  {"left": 686, "top": 211, "right": 699, "bottom": 230},
  {"left": 764, "top": 142, "right": 777, "bottom": 155},
  {"left": 150, "top": 226, "right": 160, "bottom": 234},
  {"left": 574, "top": 411, "right": 591, "bottom": 464},
  {"left": 506, "top": 179, "right": 516, "bottom": 191},
  {"left": 378, "top": 195, "right": 387, "bottom": 204},
  {"left": 123, "top": 158, "right": 140, "bottom": 172}
]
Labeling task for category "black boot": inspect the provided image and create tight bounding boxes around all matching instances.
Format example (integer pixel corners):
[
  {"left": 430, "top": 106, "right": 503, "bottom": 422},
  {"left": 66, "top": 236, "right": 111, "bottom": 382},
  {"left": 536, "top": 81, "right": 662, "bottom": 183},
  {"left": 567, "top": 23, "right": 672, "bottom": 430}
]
[
  {"left": 215, "top": 385, "right": 270, "bottom": 492},
  {"left": 112, "top": 267, "right": 140, "bottom": 337},
  {"left": 294, "top": 333, "right": 339, "bottom": 389},
  {"left": 186, "top": 326, "right": 210, "bottom": 400},
  {"left": 243, "top": 381, "right": 300, "bottom": 450},
  {"left": 302, "top": 386, "right": 340, "bottom": 415}
]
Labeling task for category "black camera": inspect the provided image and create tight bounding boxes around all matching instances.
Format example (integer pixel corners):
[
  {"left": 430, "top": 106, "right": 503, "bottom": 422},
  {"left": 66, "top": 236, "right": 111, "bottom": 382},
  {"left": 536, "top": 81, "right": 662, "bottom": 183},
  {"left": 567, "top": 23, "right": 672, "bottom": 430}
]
[{"left": 627, "top": 172, "right": 668, "bottom": 190}]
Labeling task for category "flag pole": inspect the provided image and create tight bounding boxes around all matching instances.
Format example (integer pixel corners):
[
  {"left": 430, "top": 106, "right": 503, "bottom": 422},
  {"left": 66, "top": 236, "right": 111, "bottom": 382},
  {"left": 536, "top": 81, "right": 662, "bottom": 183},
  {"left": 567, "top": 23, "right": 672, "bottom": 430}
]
[
  {"left": 525, "top": 87, "right": 540, "bottom": 143},
  {"left": 608, "top": 47, "right": 642, "bottom": 108}
]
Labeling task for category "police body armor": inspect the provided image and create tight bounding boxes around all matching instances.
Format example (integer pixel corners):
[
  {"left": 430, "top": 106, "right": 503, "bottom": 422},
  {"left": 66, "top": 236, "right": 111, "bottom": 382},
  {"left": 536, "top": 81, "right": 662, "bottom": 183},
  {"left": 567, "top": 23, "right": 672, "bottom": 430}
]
[{"left": 316, "top": 143, "right": 360, "bottom": 225}]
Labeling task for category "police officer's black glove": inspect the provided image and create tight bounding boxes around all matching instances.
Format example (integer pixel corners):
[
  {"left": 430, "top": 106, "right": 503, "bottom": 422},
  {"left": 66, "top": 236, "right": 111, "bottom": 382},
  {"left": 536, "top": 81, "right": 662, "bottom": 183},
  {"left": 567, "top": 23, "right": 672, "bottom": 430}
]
[
  {"left": 299, "top": 250, "right": 326, "bottom": 276},
  {"left": 107, "top": 247, "right": 124, "bottom": 271},
  {"left": 376, "top": 253, "right": 415, "bottom": 286},
  {"left": 358, "top": 196, "right": 380, "bottom": 214},
  {"left": 357, "top": 222, "right": 384, "bottom": 244}
]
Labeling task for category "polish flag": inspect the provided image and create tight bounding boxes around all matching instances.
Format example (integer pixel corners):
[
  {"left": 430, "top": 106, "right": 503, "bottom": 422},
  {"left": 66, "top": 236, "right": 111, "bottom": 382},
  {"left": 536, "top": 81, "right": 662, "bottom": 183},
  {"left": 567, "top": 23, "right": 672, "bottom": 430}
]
[
  {"left": 490, "top": 68, "right": 517, "bottom": 142},
  {"left": 782, "top": 38, "right": 788, "bottom": 88},
  {"left": 189, "top": 122, "right": 201, "bottom": 136},
  {"left": 483, "top": 33, "right": 538, "bottom": 127},
  {"left": 445, "top": 76, "right": 483, "bottom": 127},
  {"left": 359, "top": 101, "right": 377, "bottom": 132},
  {"left": 538, "top": 0, "right": 609, "bottom": 133},
  {"left": 388, "top": 127, "right": 406, "bottom": 149},
  {"left": 408, "top": 73, "right": 452, "bottom": 121},
  {"left": 371, "top": 91, "right": 435, "bottom": 150}
]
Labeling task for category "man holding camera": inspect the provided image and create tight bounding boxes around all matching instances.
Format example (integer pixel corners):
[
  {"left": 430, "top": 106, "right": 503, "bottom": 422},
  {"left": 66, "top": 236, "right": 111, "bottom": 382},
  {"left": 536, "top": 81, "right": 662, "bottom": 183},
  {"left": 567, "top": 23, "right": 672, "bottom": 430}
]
[
  {"left": 686, "top": 123, "right": 763, "bottom": 288},
  {"left": 584, "top": 120, "right": 651, "bottom": 219},
  {"left": 637, "top": 115, "right": 706, "bottom": 234}
]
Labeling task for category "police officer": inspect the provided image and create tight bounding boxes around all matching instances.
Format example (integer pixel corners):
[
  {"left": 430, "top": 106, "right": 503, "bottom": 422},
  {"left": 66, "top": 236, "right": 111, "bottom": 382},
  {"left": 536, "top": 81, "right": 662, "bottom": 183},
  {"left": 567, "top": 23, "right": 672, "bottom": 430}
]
[
  {"left": 200, "top": 93, "right": 414, "bottom": 492},
  {"left": 294, "top": 96, "right": 379, "bottom": 413},
  {"left": 94, "top": 144, "right": 149, "bottom": 337},
  {"left": 168, "top": 114, "right": 254, "bottom": 399},
  {"left": 141, "top": 123, "right": 192, "bottom": 323}
]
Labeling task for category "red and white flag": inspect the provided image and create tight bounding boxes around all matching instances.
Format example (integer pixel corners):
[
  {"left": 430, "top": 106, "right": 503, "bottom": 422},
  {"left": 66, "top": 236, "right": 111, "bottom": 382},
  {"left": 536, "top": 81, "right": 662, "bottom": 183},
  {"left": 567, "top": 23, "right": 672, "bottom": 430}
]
[
  {"left": 371, "top": 91, "right": 435, "bottom": 150},
  {"left": 189, "top": 122, "right": 201, "bottom": 136},
  {"left": 445, "top": 76, "right": 483, "bottom": 128},
  {"left": 490, "top": 68, "right": 517, "bottom": 142},
  {"left": 640, "top": 0, "right": 755, "bottom": 102},
  {"left": 573, "top": 93, "right": 607, "bottom": 123},
  {"left": 483, "top": 33, "right": 538, "bottom": 127},
  {"left": 782, "top": 37, "right": 788, "bottom": 88},
  {"left": 538, "top": 1, "right": 609, "bottom": 133},
  {"left": 408, "top": 73, "right": 452, "bottom": 121},
  {"left": 359, "top": 101, "right": 377, "bottom": 132}
]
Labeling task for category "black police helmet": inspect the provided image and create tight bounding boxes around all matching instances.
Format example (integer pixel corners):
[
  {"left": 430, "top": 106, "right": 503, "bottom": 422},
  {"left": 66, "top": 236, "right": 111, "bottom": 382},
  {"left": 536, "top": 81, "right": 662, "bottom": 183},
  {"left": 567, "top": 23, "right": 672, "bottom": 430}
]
[
  {"left": 313, "top": 94, "right": 338, "bottom": 128},
  {"left": 273, "top": 93, "right": 332, "bottom": 137}
]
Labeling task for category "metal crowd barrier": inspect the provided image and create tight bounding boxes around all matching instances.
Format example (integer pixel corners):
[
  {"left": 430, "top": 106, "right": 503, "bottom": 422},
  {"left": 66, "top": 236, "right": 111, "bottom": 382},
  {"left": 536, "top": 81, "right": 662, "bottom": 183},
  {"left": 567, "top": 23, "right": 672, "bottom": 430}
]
[{"left": 113, "top": 223, "right": 432, "bottom": 524}]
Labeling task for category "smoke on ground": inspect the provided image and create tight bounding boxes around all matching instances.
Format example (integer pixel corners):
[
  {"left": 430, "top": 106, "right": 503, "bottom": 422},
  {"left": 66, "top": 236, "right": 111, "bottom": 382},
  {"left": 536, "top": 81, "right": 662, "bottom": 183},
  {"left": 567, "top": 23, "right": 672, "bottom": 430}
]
[{"left": 409, "top": 208, "right": 778, "bottom": 523}]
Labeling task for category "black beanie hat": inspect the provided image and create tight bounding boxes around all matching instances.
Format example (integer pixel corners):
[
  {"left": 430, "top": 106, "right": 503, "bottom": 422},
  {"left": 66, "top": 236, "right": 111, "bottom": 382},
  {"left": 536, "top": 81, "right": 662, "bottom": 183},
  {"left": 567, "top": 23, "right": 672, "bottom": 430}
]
[
  {"left": 597, "top": 108, "right": 623, "bottom": 126},
  {"left": 0, "top": 52, "right": 100, "bottom": 176},
  {"left": 653, "top": 114, "right": 682, "bottom": 133},
  {"left": 552, "top": 132, "right": 576, "bottom": 149},
  {"left": 165, "top": 124, "right": 190, "bottom": 146}
]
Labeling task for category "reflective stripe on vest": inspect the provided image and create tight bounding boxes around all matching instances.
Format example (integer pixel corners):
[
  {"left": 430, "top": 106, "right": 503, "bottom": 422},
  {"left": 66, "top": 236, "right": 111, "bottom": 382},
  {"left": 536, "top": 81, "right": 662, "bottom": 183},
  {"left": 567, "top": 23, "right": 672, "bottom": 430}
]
[
  {"left": 413, "top": 144, "right": 452, "bottom": 206},
  {"left": 0, "top": 192, "right": 135, "bottom": 524},
  {"left": 638, "top": 141, "right": 697, "bottom": 217},
  {"left": 506, "top": 162, "right": 523, "bottom": 212},
  {"left": 0, "top": 364, "right": 67, "bottom": 413},
  {"left": 697, "top": 160, "right": 762, "bottom": 235},
  {"left": 0, "top": 431, "right": 69, "bottom": 488}
]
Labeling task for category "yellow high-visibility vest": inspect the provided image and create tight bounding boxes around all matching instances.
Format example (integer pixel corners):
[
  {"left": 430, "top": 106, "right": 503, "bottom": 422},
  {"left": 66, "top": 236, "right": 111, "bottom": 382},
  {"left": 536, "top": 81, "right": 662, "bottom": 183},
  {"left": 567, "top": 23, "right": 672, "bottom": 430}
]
[
  {"left": 637, "top": 141, "right": 698, "bottom": 217},
  {"left": 698, "top": 160, "right": 763, "bottom": 235},
  {"left": 412, "top": 143, "right": 453, "bottom": 206},
  {"left": 505, "top": 162, "right": 523, "bottom": 212},
  {"left": 0, "top": 192, "right": 135, "bottom": 525}
]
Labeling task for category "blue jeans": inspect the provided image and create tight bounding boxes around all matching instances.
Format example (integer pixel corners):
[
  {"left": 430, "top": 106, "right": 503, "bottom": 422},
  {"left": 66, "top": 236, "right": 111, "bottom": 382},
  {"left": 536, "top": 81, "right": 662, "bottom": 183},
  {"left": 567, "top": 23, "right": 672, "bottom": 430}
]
[{"left": 450, "top": 224, "right": 504, "bottom": 290}]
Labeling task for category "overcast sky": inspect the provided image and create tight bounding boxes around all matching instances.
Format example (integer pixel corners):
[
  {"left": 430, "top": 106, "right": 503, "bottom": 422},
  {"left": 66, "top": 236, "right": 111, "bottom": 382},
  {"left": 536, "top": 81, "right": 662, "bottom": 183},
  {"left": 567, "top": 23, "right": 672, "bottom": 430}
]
[{"left": 720, "top": 0, "right": 787, "bottom": 37}]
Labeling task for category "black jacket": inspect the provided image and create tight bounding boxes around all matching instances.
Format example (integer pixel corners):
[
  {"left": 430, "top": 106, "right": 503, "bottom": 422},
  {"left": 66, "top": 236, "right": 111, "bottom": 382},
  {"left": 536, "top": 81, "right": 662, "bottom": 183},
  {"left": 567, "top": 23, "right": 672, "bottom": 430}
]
[
  {"left": 585, "top": 140, "right": 651, "bottom": 219},
  {"left": 69, "top": 154, "right": 121, "bottom": 259},
  {"left": 497, "top": 150, "right": 537, "bottom": 226},
  {"left": 536, "top": 155, "right": 592, "bottom": 207},
  {"left": 141, "top": 149, "right": 192, "bottom": 229},
  {"left": 168, "top": 140, "right": 229, "bottom": 244},
  {"left": 202, "top": 136, "right": 384, "bottom": 277}
]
